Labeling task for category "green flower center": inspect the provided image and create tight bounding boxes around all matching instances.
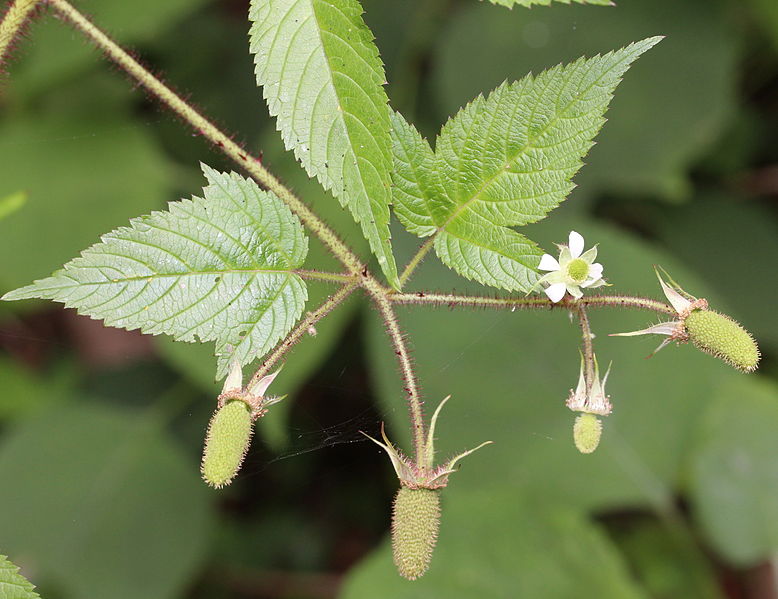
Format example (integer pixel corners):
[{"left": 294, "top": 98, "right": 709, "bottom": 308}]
[{"left": 566, "top": 258, "right": 589, "bottom": 283}]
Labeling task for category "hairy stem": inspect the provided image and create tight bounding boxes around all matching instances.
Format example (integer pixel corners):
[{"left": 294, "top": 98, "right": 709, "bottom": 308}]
[
  {"left": 388, "top": 291, "right": 677, "bottom": 315},
  {"left": 576, "top": 305, "right": 595, "bottom": 393},
  {"left": 362, "top": 276, "right": 426, "bottom": 463},
  {"left": 45, "top": 0, "right": 429, "bottom": 467},
  {"left": 46, "top": 0, "right": 363, "bottom": 276},
  {"left": 247, "top": 283, "right": 358, "bottom": 389},
  {"left": 0, "top": 0, "right": 41, "bottom": 64},
  {"left": 399, "top": 237, "right": 435, "bottom": 286}
]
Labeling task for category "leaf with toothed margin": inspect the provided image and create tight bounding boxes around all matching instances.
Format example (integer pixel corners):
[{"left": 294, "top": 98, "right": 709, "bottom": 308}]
[
  {"left": 1, "top": 165, "right": 308, "bottom": 380},
  {"left": 390, "top": 37, "right": 661, "bottom": 291},
  {"left": 0, "top": 554, "right": 41, "bottom": 599},
  {"left": 249, "top": 0, "right": 399, "bottom": 289}
]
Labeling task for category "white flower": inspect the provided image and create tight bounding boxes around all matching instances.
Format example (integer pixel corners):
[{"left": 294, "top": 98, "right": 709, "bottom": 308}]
[{"left": 537, "top": 231, "right": 606, "bottom": 303}]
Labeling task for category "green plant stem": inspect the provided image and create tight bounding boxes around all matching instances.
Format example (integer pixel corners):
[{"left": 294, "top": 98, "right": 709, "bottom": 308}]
[
  {"left": 46, "top": 0, "right": 363, "bottom": 277},
  {"left": 45, "top": 0, "right": 432, "bottom": 470},
  {"left": 399, "top": 237, "right": 435, "bottom": 286},
  {"left": 388, "top": 291, "right": 677, "bottom": 315},
  {"left": 246, "top": 282, "right": 358, "bottom": 389},
  {"left": 576, "top": 305, "right": 596, "bottom": 393},
  {"left": 294, "top": 270, "right": 357, "bottom": 284},
  {"left": 362, "top": 275, "right": 426, "bottom": 463},
  {"left": 0, "top": 0, "right": 40, "bottom": 65}
]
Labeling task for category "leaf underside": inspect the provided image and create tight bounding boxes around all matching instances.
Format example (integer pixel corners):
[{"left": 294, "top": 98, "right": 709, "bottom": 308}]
[
  {"left": 249, "top": 0, "right": 399, "bottom": 288},
  {"left": 2, "top": 166, "right": 309, "bottom": 380},
  {"left": 485, "top": 0, "right": 613, "bottom": 8},
  {"left": 0, "top": 555, "right": 41, "bottom": 599},
  {"left": 391, "top": 37, "right": 661, "bottom": 291}
]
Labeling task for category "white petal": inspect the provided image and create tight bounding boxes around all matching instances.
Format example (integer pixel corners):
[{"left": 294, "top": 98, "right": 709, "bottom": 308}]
[
  {"left": 221, "top": 360, "right": 243, "bottom": 393},
  {"left": 247, "top": 368, "right": 282, "bottom": 397},
  {"left": 585, "top": 278, "right": 608, "bottom": 289},
  {"left": 580, "top": 246, "right": 598, "bottom": 264},
  {"left": 538, "top": 254, "right": 560, "bottom": 271},
  {"left": 657, "top": 272, "right": 691, "bottom": 314},
  {"left": 545, "top": 282, "right": 567, "bottom": 303},
  {"left": 566, "top": 284, "right": 583, "bottom": 299},
  {"left": 568, "top": 231, "right": 585, "bottom": 258},
  {"left": 588, "top": 263, "right": 603, "bottom": 278}
]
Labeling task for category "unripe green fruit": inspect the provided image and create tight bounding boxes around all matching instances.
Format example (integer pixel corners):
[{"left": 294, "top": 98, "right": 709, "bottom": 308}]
[
  {"left": 391, "top": 487, "right": 441, "bottom": 580},
  {"left": 201, "top": 399, "right": 253, "bottom": 488},
  {"left": 573, "top": 412, "right": 602, "bottom": 454},
  {"left": 684, "top": 309, "right": 760, "bottom": 373}
]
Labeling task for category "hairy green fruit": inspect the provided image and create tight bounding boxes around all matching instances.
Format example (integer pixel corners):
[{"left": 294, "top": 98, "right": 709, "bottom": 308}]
[
  {"left": 684, "top": 310, "right": 760, "bottom": 373},
  {"left": 391, "top": 487, "right": 441, "bottom": 580},
  {"left": 573, "top": 413, "right": 602, "bottom": 454},
  {"left": 201, "top": 399, "right": 253, "bottom": 488}
]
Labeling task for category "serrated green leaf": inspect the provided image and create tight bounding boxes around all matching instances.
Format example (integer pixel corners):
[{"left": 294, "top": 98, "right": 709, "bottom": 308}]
[
  {"left": 434, "top": 1, "right": 736, "bottom": 201},
  {"left": 366, "top": 216, "right": 750, "bottom": 513},
  {"left": 156, "top": 124, "right": 370, "bottom": 449},
  {"left": 391, "top": 37, "right": 660, "bottom": 291},
  {"left": 249, "top": 0, "right": 399, "bottom": 288},
  {"left": 0, "top": 555, "right": 40, "bottom": 599},
  {"left": 484, "top": 0, "right": 612, "bottom": 7},
  {"left": 2, "top": 166, "right": 309, "bottom": 380}
]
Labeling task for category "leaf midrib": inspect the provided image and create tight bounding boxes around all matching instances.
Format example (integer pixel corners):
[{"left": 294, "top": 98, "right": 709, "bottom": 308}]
[
  {"left": 430, "top": 50, "right": 632, "bottom": 243},
  {"left": 40, "top": 267, "right": 300, "bottom": 288}
]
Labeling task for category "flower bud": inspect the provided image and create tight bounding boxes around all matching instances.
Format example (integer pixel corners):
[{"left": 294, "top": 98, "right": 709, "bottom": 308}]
[
  {"left": 573, "top": 412, "right": 602, "bottom": 454},
  {"left": 391, "top": 487, "right": 441, "bottom": 580},
  {"left": 201, "top": 399, "right": 253, "bottom": 488},
  {"left": 684, "top": 309, "right": 760, "bottom": 373}
]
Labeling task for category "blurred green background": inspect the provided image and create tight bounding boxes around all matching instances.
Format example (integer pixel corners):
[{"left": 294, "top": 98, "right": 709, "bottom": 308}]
[{"left": 1, "top": 0, "right": 777, "bottom": 597}]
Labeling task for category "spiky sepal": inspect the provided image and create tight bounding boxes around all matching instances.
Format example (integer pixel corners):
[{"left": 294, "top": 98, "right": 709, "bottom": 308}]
[{"left": 363, "top": 395, "right": 491, "bottom": 489}]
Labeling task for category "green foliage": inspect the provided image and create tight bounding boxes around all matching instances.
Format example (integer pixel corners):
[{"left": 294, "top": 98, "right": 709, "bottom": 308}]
[
  {"left": 609, "top": 520, "right": 725, "bottom": 599},
  {"left": 0, "top": 357, "right": 76, "bottom": 421},
  {"left": 391, "top": 38, "right": 660, "bottom": 290},
  {"left": 434, "top": 0, "right": 737, "bottom": 201},
  {"left": 154, "top": 125, "right": 370, "bottom": 448},
  {"left": 10, "top": 0, "right": 209, "bottom": 98},
  {"left": 249, "top": 0, "right": 399, "bottom": 288},
  {"left": 0, "top": 108, "right": 169, "bottom": 294},
  {"left": 0, "top": 404, "right": 213, "bottom": 599},
  {"left": 484, "top": 0, "right": 612, "bottom": 7},
  {"left": 689, "top": 377, "right": 778, "bottom": 565},
  {"left": 0, "top": 555, "right": 40, "bottom": 599},
  {"left": 364, "top": 220, "right": 752, "bottom": 513},
  {"left": 657, "top": 196, "right": 778, "bottom": 353},
  {"left": 0, "top": 193, "right": 26, "bottom": 222},
  {"left": 3, "top": 167, "right": 309, "bottom": 380},
  {"left": 343, "top": 490, "right": 646, "bottom": 598}
]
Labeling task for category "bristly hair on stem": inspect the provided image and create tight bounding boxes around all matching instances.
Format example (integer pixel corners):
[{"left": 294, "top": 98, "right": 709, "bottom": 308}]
[
  {"left": 0, "top": 0, "right": 43, "bottom": 68},
  {"left": 246, "top": 283, "right": 358, "bottom": 389},
  {"left": 388, "top": 291, "right": 676, "bottom": 316},
  {"left": 36, "top": 0, "right": 701, "bottom": 474},
  {"left": 365, "top": 279, "right": 427, "bottom": 464}
]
